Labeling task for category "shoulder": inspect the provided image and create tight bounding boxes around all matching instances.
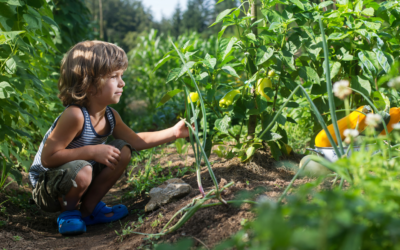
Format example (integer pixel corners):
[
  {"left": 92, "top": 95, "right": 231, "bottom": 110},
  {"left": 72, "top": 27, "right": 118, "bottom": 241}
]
[
  {"left": 109, "top": 107, "right": 122, "bottom": 120},
  {"left": 58, "top": 106, "right": 85, "bottom": 128}
]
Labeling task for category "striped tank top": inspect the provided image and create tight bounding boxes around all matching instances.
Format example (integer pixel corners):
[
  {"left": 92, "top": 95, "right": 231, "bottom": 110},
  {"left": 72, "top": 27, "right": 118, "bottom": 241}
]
[{"left": 29, "top": 105, "right": 115, "bottom": 188}]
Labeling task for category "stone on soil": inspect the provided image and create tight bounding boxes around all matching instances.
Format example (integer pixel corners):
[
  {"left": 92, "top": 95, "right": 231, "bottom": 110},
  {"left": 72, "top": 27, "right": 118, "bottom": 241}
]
[{"left": 145, "top": 178, "right": 192, "bottom": 212}]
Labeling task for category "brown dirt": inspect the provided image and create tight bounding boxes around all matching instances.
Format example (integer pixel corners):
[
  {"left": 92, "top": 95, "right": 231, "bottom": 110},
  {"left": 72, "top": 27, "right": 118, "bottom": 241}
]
[{"left": 0, "top": 146, "right": 319, "bottom": 250}]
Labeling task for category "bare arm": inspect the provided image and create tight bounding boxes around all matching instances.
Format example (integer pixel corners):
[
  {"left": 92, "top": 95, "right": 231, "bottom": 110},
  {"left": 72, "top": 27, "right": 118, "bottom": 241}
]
[
  {"left": 41, "top": 106, "right": 120, "bottom": 169},
  {"left": 111, "top": 109, "right": 189, "bottom": 151}
]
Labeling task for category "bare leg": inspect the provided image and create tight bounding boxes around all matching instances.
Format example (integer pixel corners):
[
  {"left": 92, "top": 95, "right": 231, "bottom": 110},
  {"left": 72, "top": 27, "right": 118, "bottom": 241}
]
[
  {"left": 80, "top": 146, "right": 131, "bottom": 218},
  {"left": 58, "top": 165, "right": 92, "bottom": 212}
]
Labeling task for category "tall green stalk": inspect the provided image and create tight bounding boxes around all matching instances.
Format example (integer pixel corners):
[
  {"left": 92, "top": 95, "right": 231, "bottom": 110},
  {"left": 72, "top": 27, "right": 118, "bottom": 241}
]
[{"left": 319, "top": 17, "right": 344, "bottom": 157}]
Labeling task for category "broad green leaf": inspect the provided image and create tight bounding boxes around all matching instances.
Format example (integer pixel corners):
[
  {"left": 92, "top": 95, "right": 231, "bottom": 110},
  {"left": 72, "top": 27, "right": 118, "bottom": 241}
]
[
  {"left": 280, "top": 51, "right": 296, "bottom": 71},
  {"left": 372, "top": 91, "right": 388, "bottom": 110},
  {"left": 5, "top": 57, "right": 17, "bottom": 74},
  {"left": 261, "top": 9, "right": 282, "bottom": 23},
  {"left": 215, "top": 115, "right": 231, "bottom": 134},
  {"left": 351, "top": 75, "right": 371, "bottom": 96},
  {"left": 373, "top": 48, "right": 390, "bottom": 73},
  {"left": 328, "top": 33, "right": 350, "bottom": 40},
  {"left": 218, "top": 25, "right": 228, "bottom": 40},
  {"left": 166, "top": 68, "right": 181, "bottom": 83},
  {"left": 268, "top": 141, "right": 282, "bottom": 161},
  {"left": 268, "top": 22, "right": 282, "bottom": 30},
  {"left": 246, "top": 33, "right": 257, "bottom": 42},
  {"left": 0, "top": 81, "right": 14, "bottom": 99},
  {"left": 153, "top": 55, "right": 173, "bottom": 73},
  {"left": 0, "top": 0, "right": 22, "bottom": 6},
  {"left": 26, "top": 0, "right": 44, "bottom": 8},
  {"left": 178, "top": 61, "right": 195, "bottom": 77},
  {"left": 363, "top": 21, "right": 381, "bottom": 30},
  {"left": 299, "top": 66, "right": 320, "bottom": 85},
  {"left": 204, "top": 54, "right": 217, "bottom": 69},
  {"left": 156, "top": 89, "right": 183, "bottom": 108},
  {"left": 210, "top": 8, "right": 235, "bottom": 27},
  {"left": 23, "top": 14, "right": 41, "bottom": 30},
  {"left": 289, "top": 0, "right": 305, "bottom": 10},
  {"left": 42, "top": 16, "right": 60, "bottom": 30},
  {"left": 354, "top": 0, "right": 363, "bottom": 13},
  {"left": 221, "top": 66, "right": 239, "bottom": 78},
  {"left": 362, "top": 7, "right": 374, "bottom": 16},
  {"left": 256, "top": 46, "right": 274, "bottom": 65},
  {"left": 261, "top": 132, "right": 283, "bottom": 142},
  {"left": 0, "top": 31, "right": 25, "bottom": 41},
  {"left": 338, "top": 47, "right": 355, "bottom": 61},
  {"left": 9, "top": 168, "right": 22, "bottom": 185},
  {"left": 318, "top": 1, "right": 333, "bottom": 9},
  {"left": 222, "top": 37, "right": 237, "bottom": 60},
  {"left": 358, "top": 51, "right": 377, "bottom": 76},
  {"left": 330, "top": 61, "right": 341, "bottom": 79}
]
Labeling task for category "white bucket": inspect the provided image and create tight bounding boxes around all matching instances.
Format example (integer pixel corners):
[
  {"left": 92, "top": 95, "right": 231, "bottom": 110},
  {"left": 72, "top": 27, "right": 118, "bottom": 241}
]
[{"left": 307, "top": 145, "right": 379, "bottom": 162}]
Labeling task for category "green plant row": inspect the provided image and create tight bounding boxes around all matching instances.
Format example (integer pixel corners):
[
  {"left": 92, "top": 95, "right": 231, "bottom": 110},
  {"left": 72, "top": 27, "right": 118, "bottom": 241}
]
[{"left": 0, "top": 0, "right": 94, "bottom": 190}]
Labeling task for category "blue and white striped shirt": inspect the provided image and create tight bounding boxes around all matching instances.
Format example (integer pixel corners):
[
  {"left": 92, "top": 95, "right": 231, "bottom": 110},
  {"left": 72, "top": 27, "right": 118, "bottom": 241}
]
[{"left": 29, "top": 105, "right": 115, "bottom": 188}]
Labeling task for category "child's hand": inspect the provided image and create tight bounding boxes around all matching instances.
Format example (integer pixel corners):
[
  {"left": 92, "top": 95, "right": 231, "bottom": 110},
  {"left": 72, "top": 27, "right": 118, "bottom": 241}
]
[
  {"left": 173, "top": 119, "right": 190, "bottom": 139},
  {"left": 92, "top": 145, "right": 121, "bottom": 170}
]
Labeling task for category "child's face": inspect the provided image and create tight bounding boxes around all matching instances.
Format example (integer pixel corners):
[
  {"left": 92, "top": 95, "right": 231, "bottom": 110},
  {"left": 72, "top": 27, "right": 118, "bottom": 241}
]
[{"left": 90, "top": 69, "right": 125, "bottom": 106}]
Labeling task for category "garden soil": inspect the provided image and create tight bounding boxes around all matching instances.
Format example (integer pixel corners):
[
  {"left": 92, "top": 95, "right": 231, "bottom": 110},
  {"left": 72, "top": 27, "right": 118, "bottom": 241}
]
[{"left": 0, "top": 147, "right": 327, "bottom": 250}]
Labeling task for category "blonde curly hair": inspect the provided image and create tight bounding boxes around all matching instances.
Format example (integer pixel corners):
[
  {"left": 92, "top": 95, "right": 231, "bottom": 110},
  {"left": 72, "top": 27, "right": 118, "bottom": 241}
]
[{"left": 58, "top": 40, "right": 128, "bottom": 107}]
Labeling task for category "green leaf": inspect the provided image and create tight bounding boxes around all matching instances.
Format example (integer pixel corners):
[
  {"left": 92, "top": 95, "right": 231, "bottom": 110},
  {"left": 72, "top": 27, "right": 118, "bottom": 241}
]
[
  {"left": 204, "top": 54, "right": 217, "bottom": 69},
  {"left": 299, "top": 66, "right": 320, "bottom": 85},
  {"left": 330, "top": 61, "right": 341, "bottom": 79},
  {"left": 245, "top": 33, "right": 257, "bottom": 42},
  {"left": 373, "top": 48, "right": 390, "bottom": 73},
  {"left": 372, "top": 91, "right": 388, "bottom": 110},
  {"left": 153, "top": 55, "right": 173, "bottom": 73},
  {"left": 178, "top": 61, "right": 195, "bottom": 78},
  {"left": 318, "top": 1, "right": 334, "bottom": 9},
  {"left": 156, "top": 89, "right": 183, "bottom": 108},
  {"left": 215, "top": 115, "right": 231, "bottom": 134},
  {"left": 0, "top": 0, "right": 22, "bottom": 6},
  {"left": 23, "top": 14, "right": 42, "bottom": 30},
  {"left": 42, "top": 16, "right": 59, "bottom": 30},
  {"left": 256, "top": 46, "right": 274, "bottom": 66},
  {"left": 5, "top": 57, "right": 17, "bottom": 74},
  {"left": 362, "top": 7, "right": 374, "bottom": 16},
  {"left": 0, "top": 31, "right": 25, "bottom": 41},
  {"left": 261, "top": 132, "right": 283, "bottom": 142},
  {"left": 26, "top": 0, "right": 44, "bottom": 8},
  {"left": 0, "top": 82, "right": 15, "bottom": 99},
  {"left": 328, "top": 33, "right": 350, "bottom": 40},
  {"left": 9, "top": 168, "right": 22, "bottom": 185},
  {"left": 268, "top": 141, "right": 282, "bottom": 161},
  {"left": 351, "top": 75, "right": 371, "bottom": 96},
  {"left": 210, "top": 8, "right": 235, "bottom": 27},
  {"left": 358, "top": 51, "right": 377, "bottom": 76},
  {"left": 222, "top": 37, "right": 237, "bottom": 61},
  {"left": 289, "top": 0, "right": 305, "bottom": 10},
  {"left": 166, "top": 68, "right": 181, "bottom": 83},
  {"left": 221, "top": 66, "right": 239, "bottom": 78},
  {"left": 268, "top": 22, "right": 282, "bottom": 30}
]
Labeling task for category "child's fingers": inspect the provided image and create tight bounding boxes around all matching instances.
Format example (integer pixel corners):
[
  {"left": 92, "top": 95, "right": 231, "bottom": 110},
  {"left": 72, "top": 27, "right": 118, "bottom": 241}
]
[
  {"left": 113, "top": 153, "right": 121, "bottom": 162},
  {"left": 108, "top": 156, "right": 119, "bottom": 167},
  {"left": 113, "top": 147, "right": 121, "bottom": 155},
  {"left": 106, "top": 161, "right": 116, "bottom": 170}
]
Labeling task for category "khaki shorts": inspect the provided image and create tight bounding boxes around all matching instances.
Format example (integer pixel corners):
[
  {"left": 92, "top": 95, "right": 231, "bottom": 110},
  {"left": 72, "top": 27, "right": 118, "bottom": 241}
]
[{"left": 32, "top": 139, "right": 132, "bottom": 213}]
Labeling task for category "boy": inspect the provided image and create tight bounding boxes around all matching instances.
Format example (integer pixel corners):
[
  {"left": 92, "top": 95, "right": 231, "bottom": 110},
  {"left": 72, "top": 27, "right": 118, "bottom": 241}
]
[{"left": 29, "top": 40, "right": 189, "bottom": 235}]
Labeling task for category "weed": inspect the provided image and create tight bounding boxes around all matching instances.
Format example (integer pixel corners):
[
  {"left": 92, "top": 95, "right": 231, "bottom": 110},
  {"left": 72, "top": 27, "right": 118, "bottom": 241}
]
[
  {"left": 0, "top": 220, "right": 6, "bottom": 227},
  {"left": 13, "top": 236, "right": 21, "bottom": 241}
]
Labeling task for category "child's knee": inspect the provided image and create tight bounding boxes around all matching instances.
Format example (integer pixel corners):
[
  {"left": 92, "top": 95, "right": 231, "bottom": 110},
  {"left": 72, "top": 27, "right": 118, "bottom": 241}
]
[
  {"left": 120, "top": 146, "right": 132, "bottom": 166},
  {"left": 75, "top": 165, "right": 92, "bottom": 189}
]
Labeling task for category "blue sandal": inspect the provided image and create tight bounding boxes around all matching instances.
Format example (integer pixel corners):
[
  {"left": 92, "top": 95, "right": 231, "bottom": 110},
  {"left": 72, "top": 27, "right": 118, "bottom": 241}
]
[
  {"left": 82, "top": 201, "right": 128, "bottom": 226},
  {"left": 57, "top": 210, "right": 86, "bottom": 235}
]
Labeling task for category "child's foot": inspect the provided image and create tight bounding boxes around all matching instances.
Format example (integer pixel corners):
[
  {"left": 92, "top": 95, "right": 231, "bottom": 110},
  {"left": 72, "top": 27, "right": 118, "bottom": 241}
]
[
  {"left": 57, "top": 210, "right": 86, "bottom": 235},
  {"left": 82, "top": 201, "right": 128, "bottom": 226}
]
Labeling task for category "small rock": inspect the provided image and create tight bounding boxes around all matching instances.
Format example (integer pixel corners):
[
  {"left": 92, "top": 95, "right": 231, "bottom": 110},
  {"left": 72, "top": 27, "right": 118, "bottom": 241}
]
[{"left": 145, "top": 178, "right": 192, "bottom": 212}]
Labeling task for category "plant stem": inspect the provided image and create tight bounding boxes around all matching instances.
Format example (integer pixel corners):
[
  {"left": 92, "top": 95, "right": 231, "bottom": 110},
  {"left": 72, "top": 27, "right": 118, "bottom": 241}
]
[{"left": 319, "top": 17, "right": 344, "bottom": 157}]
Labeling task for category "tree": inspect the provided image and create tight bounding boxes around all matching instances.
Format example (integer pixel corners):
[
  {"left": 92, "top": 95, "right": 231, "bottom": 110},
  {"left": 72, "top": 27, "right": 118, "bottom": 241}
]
[{"left": 171, "top": 2, "right": 183, "bottom": 38}]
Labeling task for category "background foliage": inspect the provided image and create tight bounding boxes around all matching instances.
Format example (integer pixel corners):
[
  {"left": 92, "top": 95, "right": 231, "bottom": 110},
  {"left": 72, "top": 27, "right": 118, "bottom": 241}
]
[{"left": 0, "top": 0, "right": 94, "bottom": 187}]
